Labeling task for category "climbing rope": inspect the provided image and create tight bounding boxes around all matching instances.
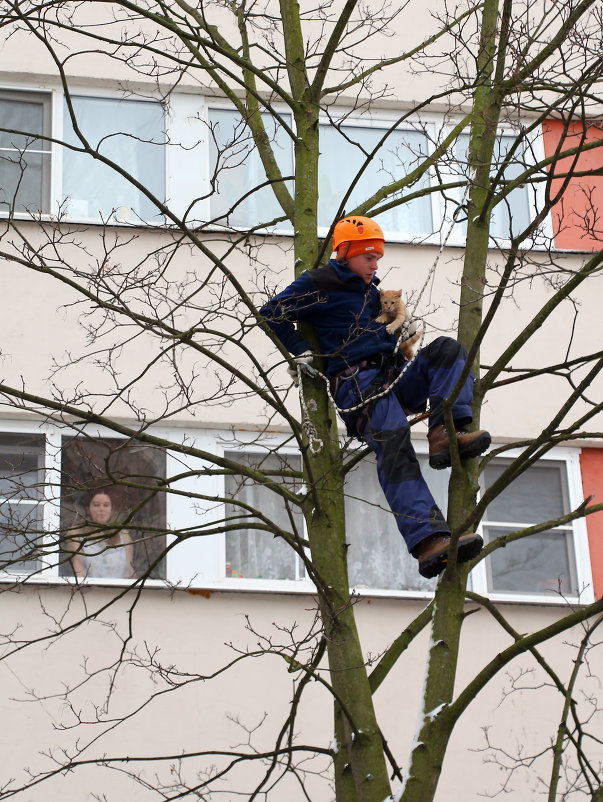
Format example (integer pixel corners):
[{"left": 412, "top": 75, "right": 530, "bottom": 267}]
[{"left": 296, "top": 200, "right": 466, "bottom": 453}]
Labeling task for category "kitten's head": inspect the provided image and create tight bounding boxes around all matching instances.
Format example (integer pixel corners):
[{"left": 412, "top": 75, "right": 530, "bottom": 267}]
[{"left": 379, "top": 289, "right": 402, "bottom": 312}]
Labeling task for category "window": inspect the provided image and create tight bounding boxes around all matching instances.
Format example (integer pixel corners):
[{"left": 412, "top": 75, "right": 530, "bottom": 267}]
[
  {"left": 456, "top": 132, "right": 533, "bottom": 240},
  {"left": 344, "top": 454, "right": 446, "bottom": 592},
  {"left": 59, "top": 436, "right": 167, "bottom": 580},
  {"left": 0, "top": 90, "right": 51, "bottom": 214},
  {"left": 208, "top": 107, "right": 294, "bottom": 230},
  {"left": 0, "top": 87, "right": 168, "bottom": 223},
  {"left": 478, "top": 458, "right": 580, "bottom": 597},
  {"left": 219, "top": 448, "right": 450, "bottom": 595},
  {"left": 318, "top": 123, "right": 434, "bottom": 236},
  {"left": 224, "top": 451, "right": 305, "bottom": 580},
  {"left": 219, "top": 443, "right": 592, "bottom": 603},
  {"left": 0, "top": 426, "right": 167, "bottom": 583},
  {"left": 62, "top": 95, "right": 166, "bottom": 223},
  {"left": 205, "top": 110, "right": 540, "bottom": 244},
  {"left": 0, "top": 433, "right": 46, "bottom": 573}
]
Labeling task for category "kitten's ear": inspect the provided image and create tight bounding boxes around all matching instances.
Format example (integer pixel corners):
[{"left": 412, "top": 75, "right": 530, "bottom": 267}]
[
  {"left": 379, "top": 288, "right": 384, "bottom": 296},
  {"left": 395, "top": 290, "right": 402, "bottom": 297}
]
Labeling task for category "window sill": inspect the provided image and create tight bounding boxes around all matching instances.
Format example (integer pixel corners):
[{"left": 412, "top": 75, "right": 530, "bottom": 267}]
[{"left": 2, "top": 572, "right": 589, "bottom": 607}]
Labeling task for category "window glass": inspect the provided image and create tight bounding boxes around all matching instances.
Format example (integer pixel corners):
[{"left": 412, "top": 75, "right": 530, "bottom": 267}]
[
  {"left": 224, "top": 452, "right": 305, "bottom": 580},
  {"left": 485, "top": 527, "right": 575, "bottom": 594},
  {"left": 482, "top": 461, "right": 577, "bottom": 595},
  {"left": 0, "top": 433, "right": 45, "bottom": 574},
  {"left": 484, "top": 461, "right": 565, "bottom": 523},
  {"left": 318, "top": 124, "right": 433, "bottom": 235},
  {"left": 62, "top": 96, "right": 165, "bottom": 222},
  {"left": 0, "top": 91, "right": 51, "bottom": 213},
  {"left": 456, "top": 133, "right": 532, "bottom": 239},
  {"left": 344, "top": 454, "right": 445, "bottom": 592},
  {"left": 59, "top": 437, "right": 167, "bottom": 580},
  {"left": 208, "top": 108, "right": 294, "bottom": 230}
]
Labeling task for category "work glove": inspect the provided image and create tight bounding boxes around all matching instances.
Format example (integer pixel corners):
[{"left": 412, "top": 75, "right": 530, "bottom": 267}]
[
  {"left": 401, "top": 318, "right": 421, "bottom": 340},
  {"left": 287, "top": 351, "right": 315, "bottom": 386}
]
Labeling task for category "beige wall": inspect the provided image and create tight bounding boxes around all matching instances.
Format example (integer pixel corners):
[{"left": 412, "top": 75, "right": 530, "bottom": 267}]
[
  {"left": 3, "top": 223, "right": 600, "bottom": 444},
  {"left": 2, "top": 584, "right": 601, "bottom": 800}
]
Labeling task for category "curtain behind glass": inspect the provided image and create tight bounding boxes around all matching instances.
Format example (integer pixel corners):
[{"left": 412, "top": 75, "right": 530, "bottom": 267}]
[
  {"left": 318, "top": 124, "right": 433, "bottom": 235},
  {"left": 344, "top": 454, "right": 447, "bottom": 592},
  {"left": 224, "top": 452, "right": 304, "bottom": 580},
  {"left": 62, "top": 96, "right": 165, "bottom": 222}
]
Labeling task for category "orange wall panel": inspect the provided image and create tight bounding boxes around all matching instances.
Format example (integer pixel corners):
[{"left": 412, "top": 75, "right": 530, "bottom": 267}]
[
  {"left": 542, "top": 120, "right": 603, "bottom": 251},
  {"left": 580, "top": 448, "right": 603, "bottom": 599}
]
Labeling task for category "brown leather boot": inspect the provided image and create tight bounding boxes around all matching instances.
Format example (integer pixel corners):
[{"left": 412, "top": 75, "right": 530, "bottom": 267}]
[
  {"left": 428, "top": 424, "right": 491, "bottom": 470},
  {"left": 414, "top": 532, "right": 484, "bottom": 579}
]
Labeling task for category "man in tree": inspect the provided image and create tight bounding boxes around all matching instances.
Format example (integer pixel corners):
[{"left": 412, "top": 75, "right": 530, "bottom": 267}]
[{"left": 260, "top": 215, "right": 491, "bottom": 578}]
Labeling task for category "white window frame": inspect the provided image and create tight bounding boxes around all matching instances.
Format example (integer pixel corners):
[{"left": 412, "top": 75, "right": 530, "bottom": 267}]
[
  {"left": 0, "top": 87, "right": 53, "bottom": 215},
  {"left": 0, "top": 423, "right": 593, "bottom": 604},
  {"left": 215, "top": 431, "right": 313, "bottom": 592},
  {"left": 0, "top": 420, "right": 172, "bottom": 587},
  {"left": 433, "top": 119, "right": 552, "bottom": 248}
]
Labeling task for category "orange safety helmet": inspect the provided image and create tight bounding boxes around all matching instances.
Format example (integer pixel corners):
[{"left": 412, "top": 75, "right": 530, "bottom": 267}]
[{"left": 332, "top": 216, "right": 385, "bottom": 261}]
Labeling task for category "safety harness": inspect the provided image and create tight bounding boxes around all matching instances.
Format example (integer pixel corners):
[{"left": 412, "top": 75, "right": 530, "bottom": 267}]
[{"left": 329, "top": 353, "right": 409, "bottom": 439}]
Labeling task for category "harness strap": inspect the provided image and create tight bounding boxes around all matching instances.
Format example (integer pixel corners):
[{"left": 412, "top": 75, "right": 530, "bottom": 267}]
[{"left": 331, "top": 362, "right": 392, "bottom": 439}]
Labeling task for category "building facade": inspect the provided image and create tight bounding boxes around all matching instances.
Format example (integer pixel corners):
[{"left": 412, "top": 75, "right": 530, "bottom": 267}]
[{"left": 0, "top": 2, "right": 602, "bottom": 800}]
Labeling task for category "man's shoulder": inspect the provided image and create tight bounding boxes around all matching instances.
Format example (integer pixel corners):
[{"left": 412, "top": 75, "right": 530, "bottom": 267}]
[{"left": 305, "top": 262, "right": 349, "bottom": 292}]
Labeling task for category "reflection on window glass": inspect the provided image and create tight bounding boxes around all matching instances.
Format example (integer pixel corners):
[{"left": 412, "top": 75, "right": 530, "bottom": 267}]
[
  {"left": 208, "top": 108, "right": 294, "bottom": 229},
  {"left": 345, "top": 454, "right": 446, "bottom": 592},
  {"left": 0, "top": 91, "right": 51, "bottom": 214},
  {"left": 224, "top": 452, "right": 304, "bottom": 580},
  {"left": 482, "top": 461, "right": 577, "bottom": 595},
  {"left": 318, "top": 124, "right": 433, "bottom": 235},
  {"left": 60, "top": 437, "right": 167, "bottom": 580},
  {"left": 456, "top": 133, "right": 532, "bottom": 239},
  {"left": 486, "top": 528, "right": 574, "bottom": 593},
  {"left": 0, "top": 433, "right": 45, "bottom": 574},
  {"left": 62, "top": 96, "right": 165, "bottom": 222}
]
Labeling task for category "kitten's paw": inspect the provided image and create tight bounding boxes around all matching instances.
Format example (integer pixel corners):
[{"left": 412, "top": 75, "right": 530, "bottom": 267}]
[{"left": 385, "top": 323, "right": 399, "bottom": 335}]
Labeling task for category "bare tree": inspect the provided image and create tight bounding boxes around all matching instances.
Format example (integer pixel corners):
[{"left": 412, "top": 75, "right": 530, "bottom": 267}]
[{"left": 0, "top": 1, "right": 602, "bottom": 800}]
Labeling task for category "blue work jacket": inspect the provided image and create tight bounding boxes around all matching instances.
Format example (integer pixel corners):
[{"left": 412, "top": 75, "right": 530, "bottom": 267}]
[{"left": 259, "top": 259, "right": 397, "bottom": 377}]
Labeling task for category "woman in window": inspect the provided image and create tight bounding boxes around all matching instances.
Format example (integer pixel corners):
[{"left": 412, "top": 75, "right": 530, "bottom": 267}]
[{"left": 66, "top": 491, "right": 135, "bottom": 580}]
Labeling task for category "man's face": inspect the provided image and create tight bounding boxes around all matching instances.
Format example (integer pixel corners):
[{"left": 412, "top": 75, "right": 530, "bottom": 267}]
[{"left": 346, "top": 252, "right": 382, "bottom": 284}]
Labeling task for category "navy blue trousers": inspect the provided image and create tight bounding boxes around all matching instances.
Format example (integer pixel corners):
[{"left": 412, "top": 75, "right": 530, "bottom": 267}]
[{"left": 334, "top": 337, "right": 474, "bottom": 553}]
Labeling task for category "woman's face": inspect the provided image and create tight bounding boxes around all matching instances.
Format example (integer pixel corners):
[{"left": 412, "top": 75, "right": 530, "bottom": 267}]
[{"left": 87, "top": 493, "right": 112, "bottom": 524}]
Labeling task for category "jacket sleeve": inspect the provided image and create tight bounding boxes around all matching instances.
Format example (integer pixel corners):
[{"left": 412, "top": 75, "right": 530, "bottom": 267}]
[{"left": 259, "top": 271, "right": 320, "bottom": 356}]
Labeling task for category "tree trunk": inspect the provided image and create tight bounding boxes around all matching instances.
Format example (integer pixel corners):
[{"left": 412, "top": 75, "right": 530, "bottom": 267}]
[
  {"left": 294, "top": 101, "right": 391, "bottom": 801},
  {"left": 401, "top": 2, "right": 507, "bottom": 800}
]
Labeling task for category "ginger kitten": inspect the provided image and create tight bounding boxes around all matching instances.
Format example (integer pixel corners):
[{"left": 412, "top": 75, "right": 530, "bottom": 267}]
[{"left": 376, "top": 289, "right": 422, "bottom": 359}]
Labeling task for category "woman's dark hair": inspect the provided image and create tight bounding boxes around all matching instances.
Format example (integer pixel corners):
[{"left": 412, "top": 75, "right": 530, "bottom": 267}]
[{"left": 82, "top": 489, "right": 113, "bottom": 510}]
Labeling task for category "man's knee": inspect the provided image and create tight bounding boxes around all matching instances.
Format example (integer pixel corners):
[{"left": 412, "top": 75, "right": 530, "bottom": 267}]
[
  {"left": 422, "top": 336, "right": 467, "bottom": 369},
  {"left": 369, "top": 427, "right": 422, "bottom": 484}
]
